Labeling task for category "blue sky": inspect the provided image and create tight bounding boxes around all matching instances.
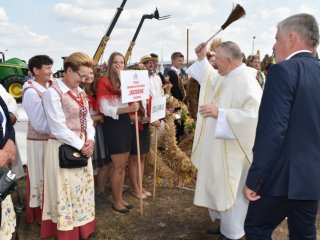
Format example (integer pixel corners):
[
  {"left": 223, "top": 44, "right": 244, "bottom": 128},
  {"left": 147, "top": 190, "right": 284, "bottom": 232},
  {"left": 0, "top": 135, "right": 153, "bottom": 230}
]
[{"left": 0, "top": 0, "right": 319, "bottom": 72}]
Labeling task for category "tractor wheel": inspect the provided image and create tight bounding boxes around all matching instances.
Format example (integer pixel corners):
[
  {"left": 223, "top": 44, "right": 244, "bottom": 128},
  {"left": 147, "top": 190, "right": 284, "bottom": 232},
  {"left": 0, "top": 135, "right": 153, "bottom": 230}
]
[{"left": 4, "top": 76, "right": 25, "bottom": 103}]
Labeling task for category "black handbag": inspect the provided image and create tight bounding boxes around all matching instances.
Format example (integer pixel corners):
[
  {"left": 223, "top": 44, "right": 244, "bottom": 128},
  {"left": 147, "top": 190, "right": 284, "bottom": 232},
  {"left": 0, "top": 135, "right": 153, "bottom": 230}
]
[{"left": 59, "top": 144, "right": 88, "bottom": 168}]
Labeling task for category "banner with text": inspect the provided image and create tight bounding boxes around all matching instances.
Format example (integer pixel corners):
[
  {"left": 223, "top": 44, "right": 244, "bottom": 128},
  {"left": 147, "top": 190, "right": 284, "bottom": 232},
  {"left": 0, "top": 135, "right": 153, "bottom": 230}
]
[
  {"left": 121, "top": 70, "right": 149, "bottom": 103},
  {"left": 150, "top": 96, "right": 166, "bottom": 123}
]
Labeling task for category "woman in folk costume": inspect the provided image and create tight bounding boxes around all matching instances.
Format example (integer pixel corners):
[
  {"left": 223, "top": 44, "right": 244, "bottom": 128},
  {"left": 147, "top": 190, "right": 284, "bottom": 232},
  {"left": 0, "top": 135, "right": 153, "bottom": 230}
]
[
  {"left": 84, "top": 67, "right": 111, "bottom": 203},
  {"left": 96, "top": 52, "right": 139, "bottom": 213},
  {"left": 41, "top": 52, "right": 96, "bottom": 240},
  {"left": 22, "top": 55, "right": 53, "bottom": 224}
]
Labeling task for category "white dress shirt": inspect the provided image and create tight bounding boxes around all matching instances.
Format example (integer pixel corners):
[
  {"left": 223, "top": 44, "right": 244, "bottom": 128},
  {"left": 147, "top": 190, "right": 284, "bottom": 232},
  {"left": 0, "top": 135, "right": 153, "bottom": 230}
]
[
  {"left": 0, "top": 84, "right": 17, "bottom": 116},
  {"left": 43, "top": 79, "right": 95, "bottom": 150},
  {"left": 170, "top": 65, "right": 181, "bottom": 75},
  {"left": 149, "top": 74, "right": 164, "bottom": 97},
  {"left": 99, "top": 97, "right": 128, "bottom": 120},
  {"left": 286, "top": 50, "right": 311, "bottom": 60},
  {"left": 22, "top": 80, "right": 50, "bottom": 134}
]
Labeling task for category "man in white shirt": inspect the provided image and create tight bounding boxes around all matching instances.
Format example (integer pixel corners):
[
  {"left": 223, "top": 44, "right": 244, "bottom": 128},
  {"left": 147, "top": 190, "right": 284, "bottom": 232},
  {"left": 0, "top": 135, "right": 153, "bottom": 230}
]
[
  {"left": 186, "top": 41, "right": 262, "bottom": 240},
  {"left": 140, "top": 55, "right": 164, "bottom": 97},
  {"left": 150, "top": 53, "right": 165, "bottom": 85}
]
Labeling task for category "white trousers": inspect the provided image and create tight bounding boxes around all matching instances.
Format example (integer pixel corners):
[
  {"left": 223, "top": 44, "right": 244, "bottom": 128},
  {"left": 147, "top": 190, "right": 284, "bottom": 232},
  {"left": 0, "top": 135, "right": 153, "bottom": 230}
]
[{"left": 209, "top": 170, "right": 249, "bottom": 239}]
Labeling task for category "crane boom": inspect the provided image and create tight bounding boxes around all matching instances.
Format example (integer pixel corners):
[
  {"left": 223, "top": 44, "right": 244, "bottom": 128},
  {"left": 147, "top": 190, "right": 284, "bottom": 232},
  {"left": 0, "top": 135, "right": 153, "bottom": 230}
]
[
  {"left": 124, "top": 8, "right": 170, "bottom": 63},
  {"left": 93, "top": 0, "right": 127, "bottom": 62}
]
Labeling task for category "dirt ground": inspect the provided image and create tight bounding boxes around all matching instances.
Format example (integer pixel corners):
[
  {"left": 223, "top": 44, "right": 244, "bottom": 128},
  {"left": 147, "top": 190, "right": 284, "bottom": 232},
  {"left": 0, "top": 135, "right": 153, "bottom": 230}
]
[{"left": 13, "top": 174, "right": 320, "bottom": 240}]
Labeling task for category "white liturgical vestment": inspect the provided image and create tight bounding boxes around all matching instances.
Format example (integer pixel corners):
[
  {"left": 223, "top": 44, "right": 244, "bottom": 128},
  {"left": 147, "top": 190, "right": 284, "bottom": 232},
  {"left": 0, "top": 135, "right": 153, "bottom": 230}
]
[{"left": 186, "top": 59, "right": 262, "bottom": 211}]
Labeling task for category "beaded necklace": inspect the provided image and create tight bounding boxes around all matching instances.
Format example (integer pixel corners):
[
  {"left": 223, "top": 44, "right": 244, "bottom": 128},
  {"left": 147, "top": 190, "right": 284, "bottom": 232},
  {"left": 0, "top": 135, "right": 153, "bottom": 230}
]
[{"left": 67, "top": 90, "right": 87, "bottom": 139}]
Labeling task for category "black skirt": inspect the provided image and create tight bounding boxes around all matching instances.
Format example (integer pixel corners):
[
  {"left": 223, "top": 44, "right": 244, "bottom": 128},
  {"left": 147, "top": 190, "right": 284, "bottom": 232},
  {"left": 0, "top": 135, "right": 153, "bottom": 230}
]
[
  {"left": 92, "top": 123, "right": 112, "bottom": 169},
  {"left": 131, "top": 123, "right": 150, "bottom": 155},
  {"left": 102, "top": 113, "right": 132, "bottom": 155}
]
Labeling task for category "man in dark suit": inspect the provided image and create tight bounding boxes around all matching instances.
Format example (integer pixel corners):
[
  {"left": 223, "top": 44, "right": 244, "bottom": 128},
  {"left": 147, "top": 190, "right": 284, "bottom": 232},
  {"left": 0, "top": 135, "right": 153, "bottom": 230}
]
[
  {"left": 244, "top": 13, "right": 320, "bottom": 239},
  {"left": 167, "top": 52, "right": 187, "bottom": 101},
  {"left": 0, "top": 96, "right": 15, "bottom": 162},
  {"left": 166, "top": 52, "right": 188, "bottom": 142}
]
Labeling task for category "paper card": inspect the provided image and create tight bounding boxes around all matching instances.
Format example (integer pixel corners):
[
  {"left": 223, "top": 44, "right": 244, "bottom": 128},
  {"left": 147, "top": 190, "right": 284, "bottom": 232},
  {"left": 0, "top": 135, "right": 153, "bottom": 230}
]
[
  {"left": 120, "top": 70, "right": 149, "bottom": 103},
  {"left": 150, "top": 96, "right": 166, "bottom": 123}
]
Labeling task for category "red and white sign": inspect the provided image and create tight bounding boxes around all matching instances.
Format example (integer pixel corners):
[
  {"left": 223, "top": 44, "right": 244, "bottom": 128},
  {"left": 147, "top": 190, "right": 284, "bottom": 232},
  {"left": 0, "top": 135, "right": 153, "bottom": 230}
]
[{"left": 120, "top": 70, "right": 149, "bottom": 103}]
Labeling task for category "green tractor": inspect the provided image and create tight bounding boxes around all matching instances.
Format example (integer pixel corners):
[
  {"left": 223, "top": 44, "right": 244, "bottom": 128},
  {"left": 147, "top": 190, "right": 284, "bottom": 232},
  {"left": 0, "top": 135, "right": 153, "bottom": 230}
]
[{"left": 0, "top": 52, "right": 28, "bottom": 102}]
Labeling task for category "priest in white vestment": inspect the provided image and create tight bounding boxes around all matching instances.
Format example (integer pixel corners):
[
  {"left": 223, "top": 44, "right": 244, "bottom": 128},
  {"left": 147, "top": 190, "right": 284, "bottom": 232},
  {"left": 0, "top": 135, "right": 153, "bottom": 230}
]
[{"left": 186, "top": 41, "right": 262, "bottom": 240}]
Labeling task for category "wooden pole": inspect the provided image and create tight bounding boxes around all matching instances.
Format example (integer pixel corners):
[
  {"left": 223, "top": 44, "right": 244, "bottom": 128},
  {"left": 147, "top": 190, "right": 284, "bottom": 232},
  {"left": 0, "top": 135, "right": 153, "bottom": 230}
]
[
  {"left": 186, "top": 28, "right": 189, "bottom": 67},
  {"left": 134, "top": 111, "right": 143, "bottom": 215},
  {"left": 152, "top": 126, "right": 158, "bottom": 199},
  {"left": 252, "top": 36, "right": 256, "bottom": 55}
]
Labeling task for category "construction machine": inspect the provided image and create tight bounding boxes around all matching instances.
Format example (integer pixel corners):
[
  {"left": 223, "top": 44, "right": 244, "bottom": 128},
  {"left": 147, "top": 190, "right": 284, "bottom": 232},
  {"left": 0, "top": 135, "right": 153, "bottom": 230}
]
[
  {"left": 124, "top": 8, "right": 170, "bottom": 63},
  {"left": 0, "top": 52, "right": 28, "bottom": 102},
  {"left": 93, "top": 0, "right": 127, "bottom": 63}
]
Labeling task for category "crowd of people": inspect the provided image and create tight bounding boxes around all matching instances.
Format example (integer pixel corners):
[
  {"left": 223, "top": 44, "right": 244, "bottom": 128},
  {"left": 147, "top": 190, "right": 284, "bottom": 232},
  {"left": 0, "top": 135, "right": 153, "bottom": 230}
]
[
  {"left": 21, "top": 51, "right": 168, "bottom": 239},
  {"left": 0, "top": 12, "right": 319, "bottom": 240}
]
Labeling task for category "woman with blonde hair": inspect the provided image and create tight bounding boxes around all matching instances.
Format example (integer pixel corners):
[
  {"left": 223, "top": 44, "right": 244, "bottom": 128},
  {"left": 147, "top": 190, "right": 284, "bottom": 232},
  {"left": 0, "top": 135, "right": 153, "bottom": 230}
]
[
  {"left": 247, "top": 54, "right": 265, "bottom": 89},
  {"left": 96, "top": 52, "right": 139, "bottom": 213},
  {"left": 41, "top": 52, "right": 96, "bottom": 239}
]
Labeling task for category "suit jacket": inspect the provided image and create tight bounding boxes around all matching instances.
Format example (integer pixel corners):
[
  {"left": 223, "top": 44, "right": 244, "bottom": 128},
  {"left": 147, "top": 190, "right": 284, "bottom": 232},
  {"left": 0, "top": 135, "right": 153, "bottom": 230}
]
[
  {"left": 246, "top": 52, "right": 320, "bottom": 200},
  {"left": 0, "top": 96, "right": 15, "bottom": 149},
  {"left": 167, "top": 69, "right": 185, "bottom": 101},
  {"left": 157, "top": 71, "right": 166, "bottom": 85}
]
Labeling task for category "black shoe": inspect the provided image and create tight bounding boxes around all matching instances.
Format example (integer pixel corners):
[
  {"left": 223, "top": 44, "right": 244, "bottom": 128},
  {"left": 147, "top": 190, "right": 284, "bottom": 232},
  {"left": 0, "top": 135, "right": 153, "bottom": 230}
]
[
  {"left": 207, "top": 226, "right": 220, "bottom": 234},
  {"left": 219, "top": 234, "right": 231, "bottom": 240},
  {"left": 112, "top": 205, "right": 129, "bottom": 213},
  {"left": 124, "top": 203, "right": 134, "bottom": 209},
  {"left": 79, "top": 231, "right": 97, "bottom": 240},
  {"left": 88, "top": 232, "right": 97, "bottom": 239}
]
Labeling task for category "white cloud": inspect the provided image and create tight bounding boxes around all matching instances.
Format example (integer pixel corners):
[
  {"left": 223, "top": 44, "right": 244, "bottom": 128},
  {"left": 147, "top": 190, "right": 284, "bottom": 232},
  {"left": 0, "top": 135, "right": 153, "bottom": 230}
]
[
  {"left": 0, "top": 7, "right": 8, "bottom": 22},
  {"left": 298, "top": 4, "right": 316, "bottom": 14},
  {"left": 0, "top": 20, "right": 73, "bottom": 68},
  {"left": 53, "top": 3, "right": 114, "bottom": 24},
  {"left": 259, "top": 7, "right": 291, "bottom": 20},
  {"left": 73, "top": 0, "right": 108, "bottom": 9},
  {"left": 71, "top": 25, "right": 104, "bottom": 40}
]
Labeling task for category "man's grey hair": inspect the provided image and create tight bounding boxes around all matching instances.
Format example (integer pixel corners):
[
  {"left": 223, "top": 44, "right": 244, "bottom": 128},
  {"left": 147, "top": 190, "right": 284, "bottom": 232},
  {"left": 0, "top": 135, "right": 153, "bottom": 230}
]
[
  {"left": 216, "top": 41, "right": 243, "bottom": 61},
  {"left": 278, "top": 13, "right": 319, "bottom": 48}
]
